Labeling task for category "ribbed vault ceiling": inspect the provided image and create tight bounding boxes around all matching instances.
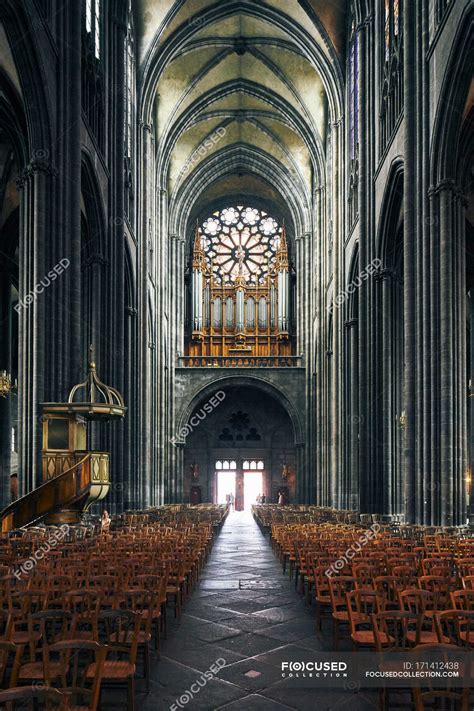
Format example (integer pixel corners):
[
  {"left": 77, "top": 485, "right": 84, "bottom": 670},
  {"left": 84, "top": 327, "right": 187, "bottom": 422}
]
[{"left": 137, "top": 0, "right": 346, "bottom": 237}]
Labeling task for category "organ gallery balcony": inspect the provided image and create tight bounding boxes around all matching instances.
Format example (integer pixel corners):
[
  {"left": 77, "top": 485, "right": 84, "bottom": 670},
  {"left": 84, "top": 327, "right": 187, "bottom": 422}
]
[{"left": 178, "top": 355, "right": 303, "bottom": 368}]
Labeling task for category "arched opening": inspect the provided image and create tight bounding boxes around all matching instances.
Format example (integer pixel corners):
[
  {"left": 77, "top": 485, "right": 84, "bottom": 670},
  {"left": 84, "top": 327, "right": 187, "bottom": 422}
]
[
  {"left": 182, "top": 383, "right": 297, "bottom": 509},
  {"left": 0, "top": 71, "right": 25, "bottom": 508},
  {"left": 429, "top": 5, "right": 474, "bottom": 524},
  {"left": 80, "top": 159, "right": 107, "bottom": 368},
  {"left": 377, "top": 162, "right": 404, "bottom": 517}
]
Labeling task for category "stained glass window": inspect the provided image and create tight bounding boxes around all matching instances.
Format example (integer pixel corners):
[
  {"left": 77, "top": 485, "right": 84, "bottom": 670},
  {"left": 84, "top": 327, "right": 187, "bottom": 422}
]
[
  {"left": 124, "top": 2, "right": 135, "bottom": 160},
  {"left": 348, "top": 21, "right": 359, "bottom": 161},
  {"left": 385, "top": 0, "right": 401, "bottom": 59},
  {"left": 243, "top": 460, "right": 265, "bottom": 470},
  {"left": 200, "top": 206, "right": 282, "bottom": 286},
  {"left": 393, "top": 0, "right": 399, "bottom": 35},
  {"left": 94, "top": 0, "right": 100, "bottom": 59},
  {"left": 86, "top": 0, "right": 92, "bottom": 33},
  {"left": 385, "top": 0, "right": 390, "bottom": 59},
  {"left": 84, "top": 0, "right": 100, "bottom": 60},
  {"left": 216, "top": 460, "right": 237, "bottom": 470}
]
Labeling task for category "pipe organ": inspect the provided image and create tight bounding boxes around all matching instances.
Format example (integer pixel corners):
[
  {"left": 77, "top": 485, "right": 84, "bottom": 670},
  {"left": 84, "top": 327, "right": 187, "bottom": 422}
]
[{"left": 187, "top": 206, "right": 294, "bottom": 358}]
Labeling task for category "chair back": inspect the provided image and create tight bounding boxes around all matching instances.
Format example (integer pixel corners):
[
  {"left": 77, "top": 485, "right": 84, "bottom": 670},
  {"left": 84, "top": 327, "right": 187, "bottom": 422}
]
[{"left": 43, "top": 639, "right": 106, "bottom": 711}]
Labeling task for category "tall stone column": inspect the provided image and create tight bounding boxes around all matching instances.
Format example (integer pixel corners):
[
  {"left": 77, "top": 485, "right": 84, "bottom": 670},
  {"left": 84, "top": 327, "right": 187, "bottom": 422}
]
[
  {"left": 295, "top": 235, "right": 304, "bottom": 357},
  {"left": 17, "top": 163, "right": 52, "bottom": 493},
  {"left": 403, "top": 0, "right": 417, "bottom": 522},
  {"left": 170, "top": 235, "right": 185, "bottom": 502},
  {"left": 314, "top": 185, "right": 325, "bottom": 507},
  {"left": 105, "top": 15, "right": 127, "bottom": 513},
  {"left": 356, "top": 11, "right": 373, "bottom": 513},
  {"left": 156, "top": 188, "right": 168, "bottom": 502},
  {"left": 434, "top": 181, "right": 467, "bottom": 525},
  {"left": 137, "top": 120, "right": 154, "bottom": 508},
  {"left": 295, "top": 442, "right": 306, "bottom": 504},
  {"left": 377, "top": 269, "right": 394, "bottom": 514},
  {"left": 124, "top": 303, "right": 137, "bottom": 509},
  {"left": 51, "top": 0, "right": 82, "bottom": 400},
  {"left": 330, "top": 119, "right": 343, "bottom": 509},
  {"left": 469, "top": 298, "right": 474, "bottom": 518},
  {"left": 345, "top": 318, "right": 358, "bottom": 511},
  {"left": 0, "top": 272, "right": 12, "bottom": 507}
]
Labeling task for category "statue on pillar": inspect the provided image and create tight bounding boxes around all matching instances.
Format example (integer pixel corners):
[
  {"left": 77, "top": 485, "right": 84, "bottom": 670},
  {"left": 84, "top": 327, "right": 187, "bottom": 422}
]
[{"left": 281, "top": 463, "right": 291, "bottom": 481}]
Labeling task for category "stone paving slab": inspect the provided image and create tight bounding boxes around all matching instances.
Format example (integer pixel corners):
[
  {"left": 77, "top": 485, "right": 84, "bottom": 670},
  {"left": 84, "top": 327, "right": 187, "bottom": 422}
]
[{"left": 149, "top": 511, "right": 383, "bottom": 710}]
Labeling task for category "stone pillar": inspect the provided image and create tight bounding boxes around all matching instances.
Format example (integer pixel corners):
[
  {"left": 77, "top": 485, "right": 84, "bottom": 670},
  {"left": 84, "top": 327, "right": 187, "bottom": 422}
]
[
  {"left": 403, "top": 0, "right": 417, "bottom": 522},
  {"left": 50, "top": 0, "right": 82, "bottom": 401},
  {"left": 330, "top": 119, "right": 343, "bottom": 510},
  {"left": 17, "top": 163, "right": 53, "bottom": 493},
  {"left": 313, "top": 185, "right": 325, "bottom": 507},
  {"left": 137, "top": 120, "right": 154, "bottom": 509},
  {"left": 377, "top": 269, "right": 394, "bottom": 514},
  {"left": 175, "top": 442, "right": 184, "bottom": 504},
  {"left": 434, "top": 182, "right": 467, "bottom": 525},
  {"left": 356, "top": 12, "right": 373, "bottom": 514},
  {"left": 345, "top": 318, "right": 358, "bottom": 511},
  {"left": 0, "top": 273, "right": 12, "bottom": 507},
  {"left": 468, "top": 300, "right": 474, "bottom": 519},
  {"left": 295, "top": 442, "right": 306, "bottom": 504},
  {"left": 156, "top": 188, "right": 168, "bottom": 502},
  {"left": 105, "top": 15, "right": 128, "bottom": 513},
  {"left": 124, "top": 304, "right": 137, "bottom": 509},
  {"left": 295, "top": 235, "right": 304, "bottom": 356}
]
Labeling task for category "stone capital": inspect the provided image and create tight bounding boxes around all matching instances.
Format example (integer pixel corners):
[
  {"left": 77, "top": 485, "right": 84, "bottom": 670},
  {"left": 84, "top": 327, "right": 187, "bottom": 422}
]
[
  {"left": 139, "top": 120, "right": 153, "bottom": 134},
  {"left": 374, "top": 267, "right": 393, "bottom": 282},
  {"left": 16, "top": 158, "right": 57, "bottom": 190}
]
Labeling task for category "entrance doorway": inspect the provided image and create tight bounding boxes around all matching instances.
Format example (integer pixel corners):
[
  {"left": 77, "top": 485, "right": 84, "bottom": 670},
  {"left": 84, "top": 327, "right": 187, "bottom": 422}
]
[
  {"left": 215, "top": 459, "right": 265, "bottom": 511},
  {"left": 243, "top": 471, "right": 263, "bottom": 510},
  {"left": 216, "top": 469, "right": 236, "bottom": 506}
]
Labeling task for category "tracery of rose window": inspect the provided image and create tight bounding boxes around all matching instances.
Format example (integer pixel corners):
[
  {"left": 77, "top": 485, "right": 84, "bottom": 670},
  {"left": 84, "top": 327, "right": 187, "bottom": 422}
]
[{"left": 200, "top": 206, "right": 281, "bottom": 285}]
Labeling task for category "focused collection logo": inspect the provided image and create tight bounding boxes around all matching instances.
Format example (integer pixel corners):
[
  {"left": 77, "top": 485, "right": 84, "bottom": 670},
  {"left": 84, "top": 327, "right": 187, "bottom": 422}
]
[{"left": 281, "top": 661, "right": 349, "bottom": 679}]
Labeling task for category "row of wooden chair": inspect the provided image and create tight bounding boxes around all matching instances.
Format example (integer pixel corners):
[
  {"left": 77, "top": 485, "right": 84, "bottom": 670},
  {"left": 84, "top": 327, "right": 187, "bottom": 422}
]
[
  {"left": 267, "top": 516, "right": 474, "bottom": 710},
  {"left": 0, "top": 506, "right": 226, "bottom": 710}
]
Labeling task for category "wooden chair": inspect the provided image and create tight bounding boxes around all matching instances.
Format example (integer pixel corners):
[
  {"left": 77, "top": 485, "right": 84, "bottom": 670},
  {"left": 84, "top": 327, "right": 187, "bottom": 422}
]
[
  {"left": 435, "top": 610, "right": 474, "bottom": 647},
  {"left": 134, "top": 572, "right": 168, "bottom": 646},
  {"left": 166, "top": 560, "right": 187, "bottom": 619},
  {"left": 346, "top": 589, "right": 384, "bottom": 649},
  {"left": 17, "top": 610, "right": 74, "bottom": 683},
  {"left": 371, "top": 611, "right": 424, "bottom": 711},
  {"left": 312, "top": 566, "right": 332, "bottom": 630},
  {"left": 86, "top": 609, "right": 140, "bottom": 711},
  {"left": 44, "top": 639, "right": 106, "bottom": 711},
  {"left": 115, "top": 590, "right": 153, "bottom": 692},
  {"left": 398, "top": 589, "right": 446, "bottom": 644},
  {"left": 373, "top": 575, "right": 400, "bottom": 610},
  {"left": 450, "top": 589, "right": 474, "bottom": 611},
  {"left": 456, "top": 558, "right": 474, "bottom": 580},
  {"left": 0, "top": 641, "right": 23, "bottom": 688},
  {"left": 411, "top": 643, "right": 471, "bottom": 711},
  {"left": 392, "top": 565, "right": 418, "bottom": 589},
  {"left": 0, "top": 610, "right": 13, "bottom": 640},
  {"left": 328, "top": 576, "right": 356, "bottom": 649},
  {"left": 461, "top": 575, "right": 474, "bottom": 590},
  {"left": 418, "top": 575, "right": 451, "bottom": 608}
]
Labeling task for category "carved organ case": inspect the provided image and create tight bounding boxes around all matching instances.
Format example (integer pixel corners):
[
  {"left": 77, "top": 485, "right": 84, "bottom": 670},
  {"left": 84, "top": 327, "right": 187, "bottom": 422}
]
[{"left": 186, "top": 206, "right": 295, "bottom": 357}]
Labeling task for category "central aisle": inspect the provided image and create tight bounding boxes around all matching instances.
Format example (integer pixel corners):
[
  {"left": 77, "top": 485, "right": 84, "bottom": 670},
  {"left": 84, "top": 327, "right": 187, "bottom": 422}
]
[{"left": 143, "top": 511, "right": 377, "bottom": 710}]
